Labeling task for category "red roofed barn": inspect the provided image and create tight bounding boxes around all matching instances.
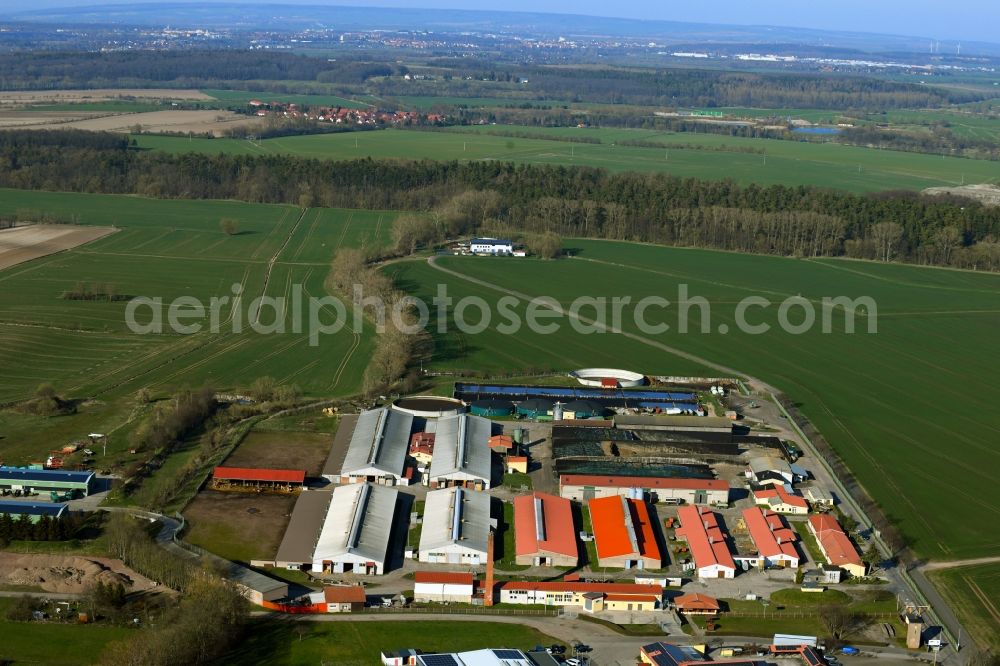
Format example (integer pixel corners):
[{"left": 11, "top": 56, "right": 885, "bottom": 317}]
[
  {"left": 675, "top": 505, "right": 736, "bottom": 579},
  {"left": 514, "top": 492, "right": 578, "bottom": 567},
  {"left": 413, "top": 571, "right": 474, "bottom": 603},
  {"left": 742, "top": 507, "right": 800, "bottom": 568},
  {"left": 211, "top": 466, "right": 306, "bottom": 492},
  {"left": 808, "top": 514, "right": 865, "bottom": 577}
]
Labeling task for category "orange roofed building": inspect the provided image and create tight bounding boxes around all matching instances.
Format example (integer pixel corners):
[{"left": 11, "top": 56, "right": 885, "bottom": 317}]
[
  {"left": 514, "top": 492, "right": 578, "bottom": 567},
  {"left": 742, "top": 507, "right": 800, "bottom": 568},
  {"left": 675, "top": 505, "right": 737, "bottom": 579},
  {"left": 323, "top": 584, "right": 366, "bottom": 613},
  {"left": 807, "top": 514, "right": 865, "bottom": 577},
  {"left": 752, "top": 485, "right": 809, "bottom": 515},
  {"left": 588, "top": 495, "right": 661, "bottom": 569},
  {"left": 672, "top": 592, "right": 721, "bottom": 615}
]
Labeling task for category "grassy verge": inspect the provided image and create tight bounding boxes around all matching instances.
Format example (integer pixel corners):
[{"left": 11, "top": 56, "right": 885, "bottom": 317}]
[
  {"left": 408, "top": 500, "right": 424, "bottom": 550},
  {"left": 221, "top": 619, "right": 564, "bottom": 665},
  {"left": 579, "top": 505, "right": 622, "bottom": 574},
  {"left": 503, "top": 471, "right": 533, "bottom": 490},
  {"left": 770, "top": 588, "right": 850, "bottom": 606},
  {"left": 691, "top": 613, "right": 825, "bottom": 637},
  {"left": 793, "top": 521, "right": 826, "bottom": 565}
]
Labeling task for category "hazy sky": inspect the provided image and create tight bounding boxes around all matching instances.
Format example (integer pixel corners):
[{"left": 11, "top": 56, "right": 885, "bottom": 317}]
[{"left": 15, "top": 0, "right": 1000, "bottom": 43}]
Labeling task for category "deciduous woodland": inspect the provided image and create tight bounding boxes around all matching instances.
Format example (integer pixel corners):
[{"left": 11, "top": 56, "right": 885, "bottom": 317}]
[
  {"left": 0, "top": 51, "right": 982, "bottom": 109},
  {"left": 3, "top": 130, "right": 999, "bottom": 270}
]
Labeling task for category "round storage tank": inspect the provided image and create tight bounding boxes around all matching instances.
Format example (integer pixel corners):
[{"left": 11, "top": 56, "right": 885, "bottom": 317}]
[
  {"left": 516, "top": 398, "right": 553, "bottom": 417},
  {"left": 569, "top": 368, "right": 646, "bottom": 388},
  {"left": 563, "top": 399, "right": 604, "bottom": 418},
  {"left": 469, "top": 398, "right": 515, "bottom": 417},
  {"left": 392, "top": 396, "right": 466, "bottom": 418}
]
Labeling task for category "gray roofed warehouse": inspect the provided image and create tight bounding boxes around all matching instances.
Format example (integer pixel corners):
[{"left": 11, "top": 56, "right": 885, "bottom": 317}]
[
  {"left": 427, "top": 413, "right": 493, "bottom": 490},
  {"left": 311, "top": 482, "right": 400, "bottom": 575},
  {"left": 337, "top": 407, "right": 414, "bottom": 485},
  {"left": 419, "top": 486, "right": 492, "bottom": 565}
]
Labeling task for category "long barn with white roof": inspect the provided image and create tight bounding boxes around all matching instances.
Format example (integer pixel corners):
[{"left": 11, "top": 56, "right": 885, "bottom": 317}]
[
  {"left": 418, "top": 486, "right": 492, "bottom": 565},
  {"left": 337, "top": 407, "right": 414, "bottom": 486},
  {"left": 311, "top": 482, "right": 401, "bottom": 575},
  {"left": 427, "top": 413, "right": 493, "bottom": 490}
]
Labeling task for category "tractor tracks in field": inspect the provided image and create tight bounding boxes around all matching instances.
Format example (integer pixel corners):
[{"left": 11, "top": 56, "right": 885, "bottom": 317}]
[{"left": 251, "top": 207, "right": 308, "bottom": 327}]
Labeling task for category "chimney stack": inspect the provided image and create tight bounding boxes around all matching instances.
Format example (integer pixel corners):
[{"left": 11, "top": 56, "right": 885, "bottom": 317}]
[{"left": 484, "top": 530, "right": 495, "bottom": 607}]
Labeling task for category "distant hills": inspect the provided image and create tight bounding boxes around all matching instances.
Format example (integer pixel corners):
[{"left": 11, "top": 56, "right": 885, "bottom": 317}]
[{"left": 5, "top": 2, "right": 1000, "bottom": 57}]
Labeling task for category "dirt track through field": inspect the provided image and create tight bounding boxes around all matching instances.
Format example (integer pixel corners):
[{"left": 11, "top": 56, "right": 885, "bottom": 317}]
[
  {"left": 0, "top": 225, "right": 116, "bottom": 270},
  {"left": 921, "top": 556, "right": 1000, "bottom": 571}
]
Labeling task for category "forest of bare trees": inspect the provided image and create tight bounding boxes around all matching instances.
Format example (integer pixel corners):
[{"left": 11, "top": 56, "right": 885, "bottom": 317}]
[{"left": 3, "top": 130, "right": 1000, "bottom": 271}]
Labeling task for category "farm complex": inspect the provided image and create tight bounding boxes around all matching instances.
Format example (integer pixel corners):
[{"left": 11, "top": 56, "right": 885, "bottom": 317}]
[{"left": 2, "top": 15, "right": 999, "bottom": 663}]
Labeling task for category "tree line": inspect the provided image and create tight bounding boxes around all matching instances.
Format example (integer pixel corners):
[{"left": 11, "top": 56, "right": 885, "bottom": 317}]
[
  {"left": 375, "top": 62, "right": 982, "bottom": 110},
  {"left": 0, "top": 51, "right": 388, "bottom": 90},
  {"left": 327, "top": 246, "right": 432, "bottom": 396},
  {"left": 3, "top": 130, "right": 1000, "bottom": 271},
  {"left": 0, "top": 50, "right": 984, "bottom": 111},
  {"left": 0, "top": 512, "right": 77, "bottom": 544}
]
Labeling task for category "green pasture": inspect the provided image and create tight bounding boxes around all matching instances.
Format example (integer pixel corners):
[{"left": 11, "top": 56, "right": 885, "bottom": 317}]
[
  {"left": 134, "top": 125, "right": 1000, "bottom": 192},
  {"left": 201, "top": 89, "right": 370, "bottom": 109},
  {"left": 389, "top": 244, "right": 1000, "bottom": 562}
]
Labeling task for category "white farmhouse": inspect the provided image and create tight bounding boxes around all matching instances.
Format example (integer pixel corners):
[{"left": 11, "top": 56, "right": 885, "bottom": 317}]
[{"left": 469, "top": 238, "right": 513, "bottom": 255}]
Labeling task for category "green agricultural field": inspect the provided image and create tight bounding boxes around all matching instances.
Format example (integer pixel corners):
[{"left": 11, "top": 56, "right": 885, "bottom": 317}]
[
  {"left": 134, "top": 125, "right": 1000, "bottom": 192},
  {"left": 223, "top": 619, "right": 562, "bottom": 665},
  {"left": 388, "top": 243, "right": 1000, "bottom": 564},
  {"left": 202, "top": 89, "right": 370, "bottom": 109},
  {"left": 0, "top": 189, "right": 397, "bottom": 464},
  {"left": 927, "top": 563, "right": 1000, "bottom": 653}
]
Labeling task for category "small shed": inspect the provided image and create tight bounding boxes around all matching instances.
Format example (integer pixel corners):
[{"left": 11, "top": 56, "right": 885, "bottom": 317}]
[
  {"left": 323, "top": 585, "right": 367, "bottom": 613},
  {"left": 488, "top": 434, "right": 514, "bottom": 453},
  {"left": 507, "top": 456, "right": 528, "bottom": 474},
  {"left": 673, "top": 592, "right": 721, "bottom": 615}
]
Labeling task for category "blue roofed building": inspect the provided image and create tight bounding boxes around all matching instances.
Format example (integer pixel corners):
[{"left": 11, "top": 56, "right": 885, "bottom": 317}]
[
  {"left": 0, "top": 467, "right": 96, "bottom": 496},
  {"left": 0, "top": 501, "right": 68, "bottom": 523}
]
